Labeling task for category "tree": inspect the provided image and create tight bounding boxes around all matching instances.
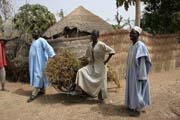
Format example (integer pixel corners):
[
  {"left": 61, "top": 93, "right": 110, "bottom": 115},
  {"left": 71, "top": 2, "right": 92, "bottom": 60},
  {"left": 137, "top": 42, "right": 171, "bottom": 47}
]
[
  {"left": 0, "top": 0, "right": 12, "bottom": 20},
  {"left": 0, "top": 15, "right": 2, "bottom": 26},
  {"left": 57, "top": 9, "right": 64, "bottom": 20},
  {"left": 141, "top": 0, "right": 180, "bottom": 34},
  {"left": 115, "top": 10, "right": 123, "bottom": 28},
  {"left": 113, "top": 10, "right": 132, "bottom": 29},
  {"left": 14, "top": 4, "right": 56, "bottom": 34},
  {"left": 0, "top": 15, "right": 2, "bottom": 32},
  {"left": 116, "top": 0, "right": 141, "bottom": 26}
]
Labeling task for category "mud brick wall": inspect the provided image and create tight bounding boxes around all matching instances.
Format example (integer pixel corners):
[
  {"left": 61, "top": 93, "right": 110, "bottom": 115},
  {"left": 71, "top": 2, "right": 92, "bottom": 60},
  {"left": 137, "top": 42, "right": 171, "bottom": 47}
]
[{"left": 49, "top": 30, "right": 179, "bottom": 81}]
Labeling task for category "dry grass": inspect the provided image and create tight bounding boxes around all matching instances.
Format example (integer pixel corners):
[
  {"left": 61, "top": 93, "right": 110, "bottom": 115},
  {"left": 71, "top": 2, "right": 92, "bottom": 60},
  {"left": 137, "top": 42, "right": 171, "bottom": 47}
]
[{"left": 46, "top": 49, "right": 80, "bottom": 91}]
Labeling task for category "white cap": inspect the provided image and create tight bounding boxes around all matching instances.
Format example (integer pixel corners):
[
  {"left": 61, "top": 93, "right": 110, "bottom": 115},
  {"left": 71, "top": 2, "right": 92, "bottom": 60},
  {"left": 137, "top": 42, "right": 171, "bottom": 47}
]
[{"left": 133, "top": 26, "right": 142, "bottom": 34}]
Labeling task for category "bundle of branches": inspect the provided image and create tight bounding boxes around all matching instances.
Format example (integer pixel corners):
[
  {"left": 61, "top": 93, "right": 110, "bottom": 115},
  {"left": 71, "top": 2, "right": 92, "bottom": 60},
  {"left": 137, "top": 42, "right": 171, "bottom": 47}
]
[
  {"left": 46, "top": 49, "right": 120, "bottom": 92},
  {"left": 46, "top": 49, "right": 80, "bottom": 92}
]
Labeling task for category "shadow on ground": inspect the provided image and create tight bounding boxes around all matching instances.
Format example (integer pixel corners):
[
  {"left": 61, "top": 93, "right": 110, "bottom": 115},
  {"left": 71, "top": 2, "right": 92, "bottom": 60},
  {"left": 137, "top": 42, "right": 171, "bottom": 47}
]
[
  {"left": 91, "top": 104, "right": 130, "bottom": 117},
  {"left": 13, "top": 88, "right": 32, "bottom": 96},
  {"left": 36, "top": 92, "right": 100, "bottom": 105}
]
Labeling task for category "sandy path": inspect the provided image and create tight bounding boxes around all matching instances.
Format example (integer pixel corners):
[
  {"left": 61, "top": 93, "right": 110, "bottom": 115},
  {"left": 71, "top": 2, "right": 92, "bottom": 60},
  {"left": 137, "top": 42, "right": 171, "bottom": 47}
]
[{"left": 0, "top": 68, "right": 180, "bottom": 120}]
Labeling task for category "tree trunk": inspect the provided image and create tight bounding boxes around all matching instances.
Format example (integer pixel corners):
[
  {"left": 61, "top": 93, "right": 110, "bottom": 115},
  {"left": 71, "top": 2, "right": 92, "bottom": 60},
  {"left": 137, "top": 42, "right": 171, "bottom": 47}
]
[{"left": 135, "top": 0, "right": 141, "bottom": 26}]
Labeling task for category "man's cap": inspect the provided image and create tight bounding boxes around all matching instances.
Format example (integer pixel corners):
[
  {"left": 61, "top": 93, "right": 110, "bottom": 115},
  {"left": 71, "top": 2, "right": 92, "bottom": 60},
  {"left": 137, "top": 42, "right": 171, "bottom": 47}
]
[{"left": 132, "top": 26, "right": 142, "bottom": 34}]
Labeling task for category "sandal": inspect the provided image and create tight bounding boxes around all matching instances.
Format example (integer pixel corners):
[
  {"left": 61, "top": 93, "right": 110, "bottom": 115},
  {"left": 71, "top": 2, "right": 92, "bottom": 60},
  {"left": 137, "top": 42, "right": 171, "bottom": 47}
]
[{"left": 27, "top": 95, "right": 37, "bottom": 103}]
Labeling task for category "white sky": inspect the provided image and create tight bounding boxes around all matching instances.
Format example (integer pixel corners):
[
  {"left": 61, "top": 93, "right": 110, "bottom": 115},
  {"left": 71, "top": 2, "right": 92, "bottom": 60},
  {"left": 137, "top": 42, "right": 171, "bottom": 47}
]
[{"left": 12, "top": 0, "right": 145, "bottom": 25}]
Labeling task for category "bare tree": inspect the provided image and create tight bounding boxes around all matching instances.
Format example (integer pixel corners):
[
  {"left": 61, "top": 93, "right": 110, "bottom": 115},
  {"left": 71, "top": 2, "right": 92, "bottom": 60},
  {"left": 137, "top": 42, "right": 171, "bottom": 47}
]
[
  {"left": 116, "top": 0, "right": 141, "bottom": 26},
  {"left": 0, "top": 0, "right": 12, "bottom": 20},
  {"left": 114, "top": 10, "right": 133, "bottom": 29},
  {"left": 58, "top": 9, "right": 64, "bottom": 20},
  {"left": 115, "top": 10, "right": 123, "bottom": 28}
]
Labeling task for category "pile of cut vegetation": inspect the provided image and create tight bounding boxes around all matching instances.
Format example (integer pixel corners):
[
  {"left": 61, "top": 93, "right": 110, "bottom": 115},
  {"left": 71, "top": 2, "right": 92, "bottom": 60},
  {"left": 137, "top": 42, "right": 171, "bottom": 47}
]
[
  {"left": 46, "top": 49, "right": 80, "bottom": 91},
  {"left": 46, "top": 48, "right": 119, "bottom": 92}
]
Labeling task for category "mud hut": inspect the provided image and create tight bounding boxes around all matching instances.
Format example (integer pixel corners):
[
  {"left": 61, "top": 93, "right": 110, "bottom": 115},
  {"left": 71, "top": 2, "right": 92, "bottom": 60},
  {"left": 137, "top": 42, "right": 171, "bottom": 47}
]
[{"left": 43, "top": 6, "right": 114, "bottom": 38}]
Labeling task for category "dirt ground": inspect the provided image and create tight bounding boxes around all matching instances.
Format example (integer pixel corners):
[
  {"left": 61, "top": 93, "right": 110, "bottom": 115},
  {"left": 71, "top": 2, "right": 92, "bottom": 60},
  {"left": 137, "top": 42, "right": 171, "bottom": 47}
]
[{"left": 0, "top": 68, "right": 180, "bottom": 120}]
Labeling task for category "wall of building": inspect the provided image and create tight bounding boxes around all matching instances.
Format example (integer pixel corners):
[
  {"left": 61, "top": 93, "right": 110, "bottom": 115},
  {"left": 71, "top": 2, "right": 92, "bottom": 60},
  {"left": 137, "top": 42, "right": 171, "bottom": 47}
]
[
  {"left": 48, "top": 30, "right": 179, "bottom": 81},
  {"left": 49, "top": 36, "right": 90, "bottom": 58}
]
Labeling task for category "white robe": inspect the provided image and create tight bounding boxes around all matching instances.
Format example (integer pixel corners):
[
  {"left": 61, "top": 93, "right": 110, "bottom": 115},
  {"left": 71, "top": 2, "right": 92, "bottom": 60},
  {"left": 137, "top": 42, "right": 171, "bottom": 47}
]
[{"left": 76, "top": 41, "right": 115, "bottom": 99}]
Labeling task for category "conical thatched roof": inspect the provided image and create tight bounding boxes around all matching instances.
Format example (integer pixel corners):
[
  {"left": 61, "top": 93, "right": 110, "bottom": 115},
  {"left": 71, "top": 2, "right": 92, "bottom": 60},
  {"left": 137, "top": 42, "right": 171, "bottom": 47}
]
[{"left": 43, "top": 6, "right": 114, "bottom": 37}]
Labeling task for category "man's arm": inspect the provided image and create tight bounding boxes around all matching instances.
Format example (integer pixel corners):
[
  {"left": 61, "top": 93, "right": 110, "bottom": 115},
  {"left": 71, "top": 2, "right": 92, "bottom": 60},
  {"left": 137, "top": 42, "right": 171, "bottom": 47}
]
[
  {"left": 0, "top": 37, "right": 19, "bottom": 44},
  {"left": 0, "top": 37, "right": 19, "bottom": 41},
  {"left": 104, "top": 53, "right": 115, "bottom": 65}
]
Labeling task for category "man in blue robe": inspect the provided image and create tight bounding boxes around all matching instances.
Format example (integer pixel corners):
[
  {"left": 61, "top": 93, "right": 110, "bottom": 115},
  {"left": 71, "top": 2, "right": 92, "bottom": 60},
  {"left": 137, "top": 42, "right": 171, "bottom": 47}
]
[
  {"left": 125, "top": 26, "right": 152, "bottom": 116},
  {"left": 27, "top": 30, "right": 55, "bottom": 102}
]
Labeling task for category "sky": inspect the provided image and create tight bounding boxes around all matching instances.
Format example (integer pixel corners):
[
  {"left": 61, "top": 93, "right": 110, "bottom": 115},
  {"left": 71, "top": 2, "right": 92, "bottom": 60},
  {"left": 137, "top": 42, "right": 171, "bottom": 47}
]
[{"left": 12, "top": 0, "right": 145, "bottom": 25}]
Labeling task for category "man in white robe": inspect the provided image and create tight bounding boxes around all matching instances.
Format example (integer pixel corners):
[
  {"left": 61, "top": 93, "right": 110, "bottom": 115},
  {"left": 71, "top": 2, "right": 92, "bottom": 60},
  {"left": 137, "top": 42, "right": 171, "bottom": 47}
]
[
  {"left": 27, "top": 30, "right": 55, "bottom": 102},
  {"left": 125, "top": 26, "right": 152, "bottom": 116},
  {"left": 75, "top": 30, "right": 115, "bottom": 102}
]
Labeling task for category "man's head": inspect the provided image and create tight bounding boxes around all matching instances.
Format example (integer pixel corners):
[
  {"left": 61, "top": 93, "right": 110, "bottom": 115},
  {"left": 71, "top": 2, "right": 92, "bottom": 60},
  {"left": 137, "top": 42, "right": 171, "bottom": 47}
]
[
  {"left": 91, "top": 29, "right": 99, "bottom": 42},
  {"left": 32, "top": 30, "right": 40, "bottom": 40},
  {"left": 130, "top": 26, "right": 142, "bottom": 43}
]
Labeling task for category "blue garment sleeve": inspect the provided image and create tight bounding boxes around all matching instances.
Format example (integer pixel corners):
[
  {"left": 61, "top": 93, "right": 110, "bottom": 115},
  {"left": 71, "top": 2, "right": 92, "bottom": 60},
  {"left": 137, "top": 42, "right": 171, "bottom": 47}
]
[
  {"left": 41, "top": 38, "right": 56, "bottom": 58},
  {"left": 135, "top": 41, "right": 152, "bottom": 74},
  {"left": 138, "top": 57, "right": 147, "bottom": 80}
]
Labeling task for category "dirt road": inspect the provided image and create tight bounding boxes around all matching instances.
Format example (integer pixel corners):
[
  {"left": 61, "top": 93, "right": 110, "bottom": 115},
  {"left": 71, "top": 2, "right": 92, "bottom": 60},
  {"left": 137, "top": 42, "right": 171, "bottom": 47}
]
[{"left": 0, "top": 68, "right": 180, "bottom": 120}]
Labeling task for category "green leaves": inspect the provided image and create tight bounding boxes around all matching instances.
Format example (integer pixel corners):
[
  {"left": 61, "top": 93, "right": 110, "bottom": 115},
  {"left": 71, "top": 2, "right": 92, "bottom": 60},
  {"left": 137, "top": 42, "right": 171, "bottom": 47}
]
[
  {"left": 116, "top": 0, "right": 135, "bottom": 10},
  {"left": 14, "top": 4, "right": 56, "bottom": 34},
  {"left": 141, "top": 0, "right": 180, "bottom": 34}
]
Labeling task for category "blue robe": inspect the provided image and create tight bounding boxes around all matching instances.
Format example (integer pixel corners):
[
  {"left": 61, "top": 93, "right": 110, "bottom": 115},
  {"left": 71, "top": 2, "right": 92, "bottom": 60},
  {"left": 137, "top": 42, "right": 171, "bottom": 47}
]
[
  {"left": 125, "top": 40, "right": 152, "bottom": 110},
  {"left": 29, "top": 37, "right": 55, "bottom": 88}
]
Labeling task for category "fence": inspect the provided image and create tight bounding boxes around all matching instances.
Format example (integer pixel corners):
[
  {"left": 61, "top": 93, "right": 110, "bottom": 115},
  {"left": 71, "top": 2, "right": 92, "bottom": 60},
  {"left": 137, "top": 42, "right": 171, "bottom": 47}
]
[
  {"left": 100, "top": 30, "right": 179, "bottom": 80},
  {"left": 6, "top": 30, "right": 174, "bottom": 81}
]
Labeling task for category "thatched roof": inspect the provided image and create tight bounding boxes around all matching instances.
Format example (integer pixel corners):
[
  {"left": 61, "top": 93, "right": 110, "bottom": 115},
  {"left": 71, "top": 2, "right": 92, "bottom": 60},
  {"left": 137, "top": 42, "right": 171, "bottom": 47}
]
[{"left": 43, "top": 6, "right": 114, "bottom": 37}]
